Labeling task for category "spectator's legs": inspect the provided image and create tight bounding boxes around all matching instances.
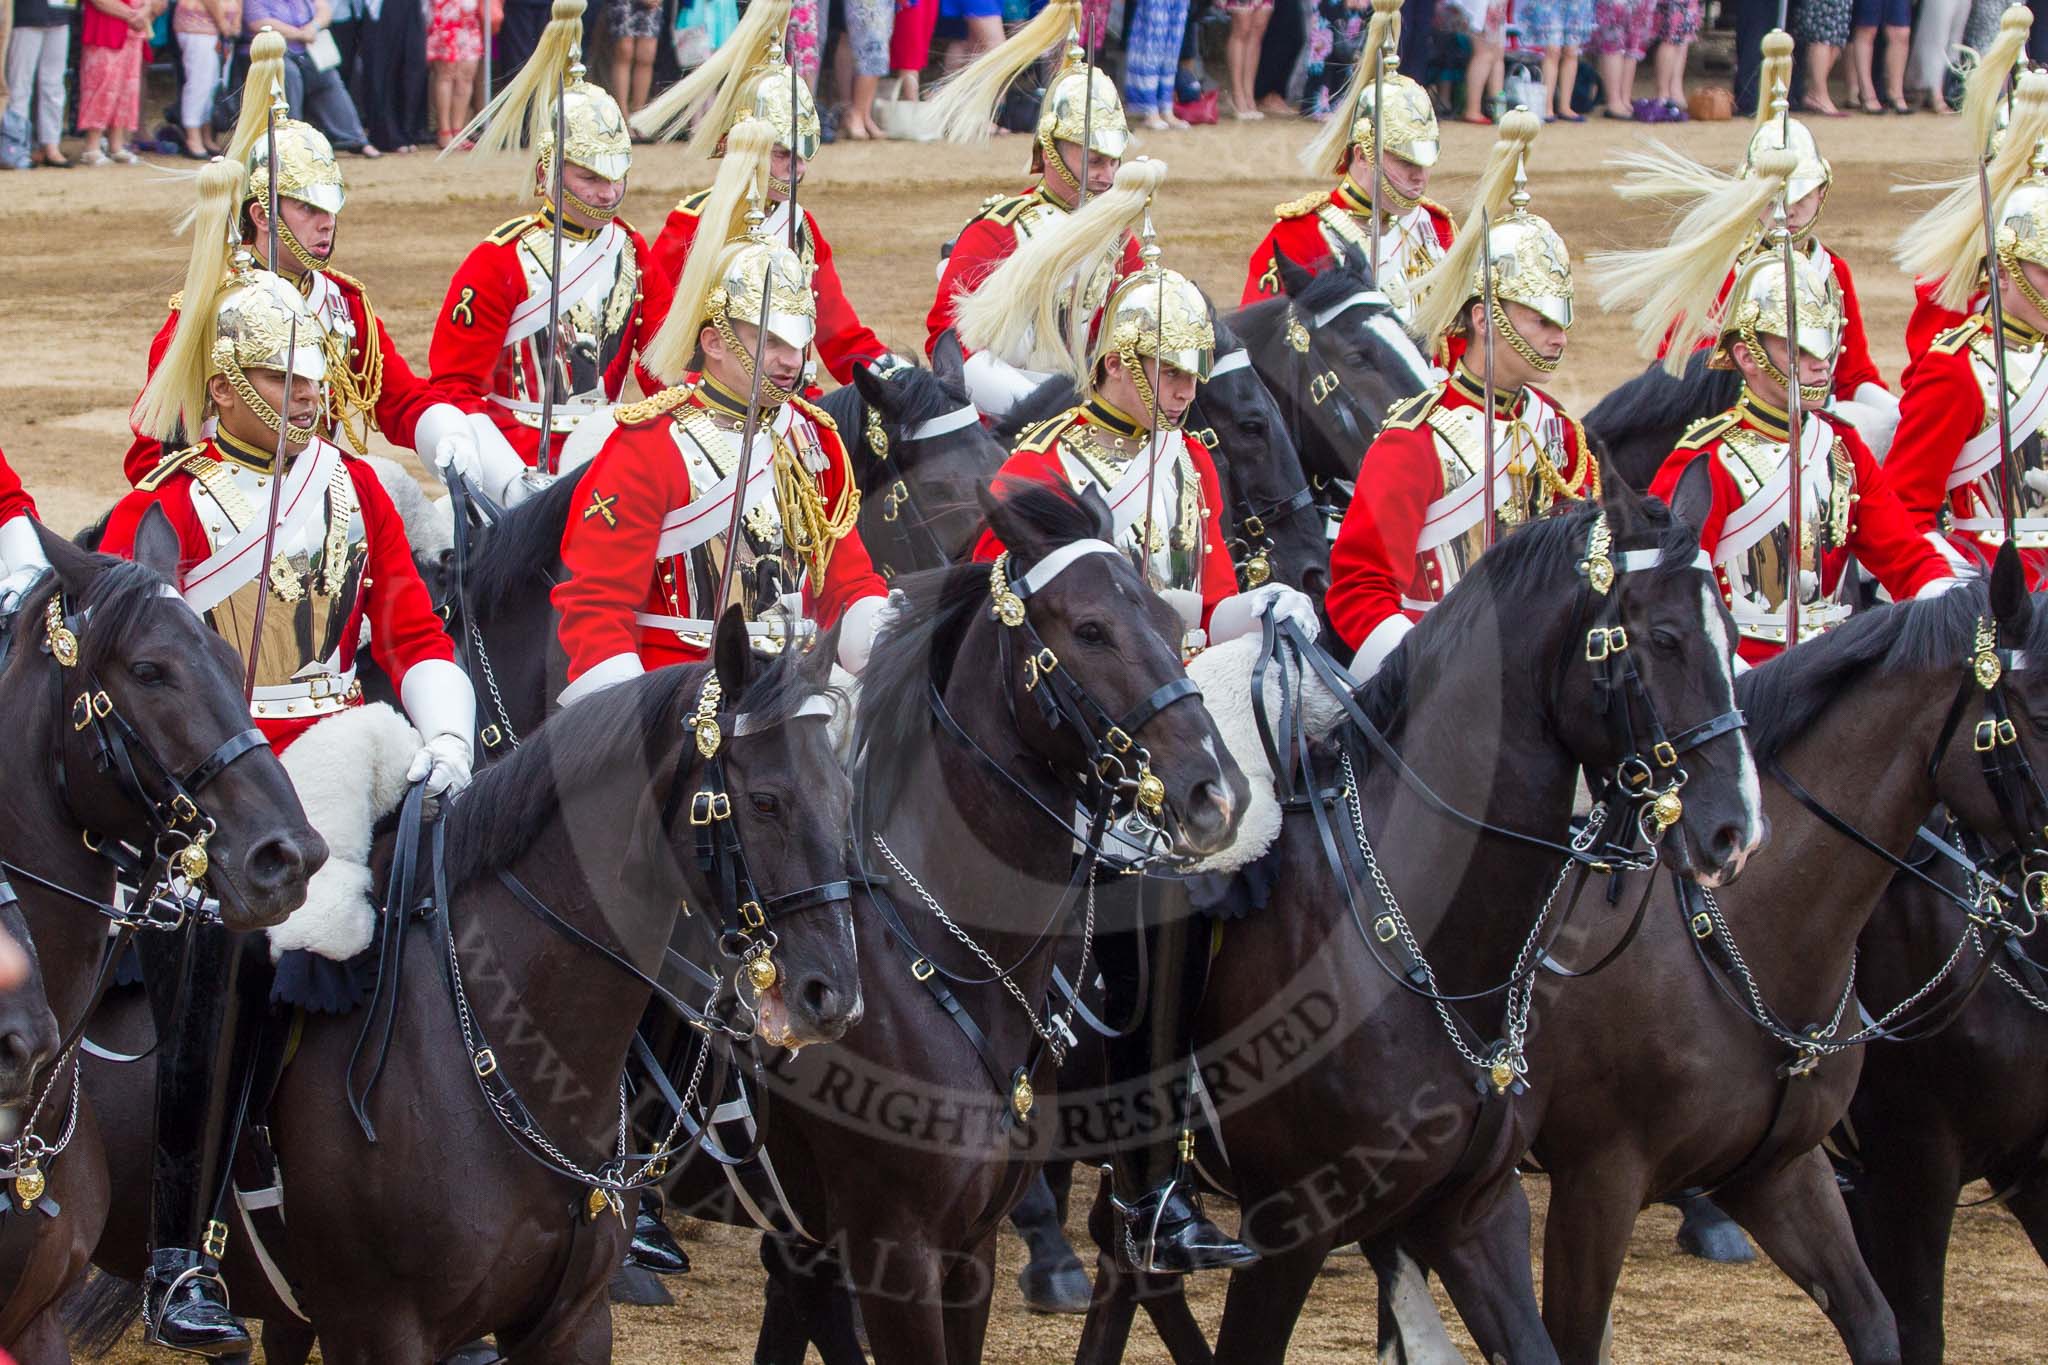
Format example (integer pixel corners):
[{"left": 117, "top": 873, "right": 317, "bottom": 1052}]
[
  {"left": 1730, "top": 0, "right": 1771, "bottom": 112},
  {"left": 629, "top": 35, "right": 656, "bottom": 112},
  {"left": 281, "top": 51, "right": 308, "bottom": 119},
  {"left": 1847, "top": 22, "right": 1874, "bottom": 108},
  {"left": 1803, "top": 38, "right": 1841, "bottom": 113},
  {"left": 1128, "top": 0, "right": 1193, "bottom": 124},
  {"left": 1653, "top": 34, "right": 1686, "bottom": 103},
  {"left": 1227, "top": 5, "right": 1271, "bottom": 117},
  {"left": 1881, "top": 21, "right": 1909, "bottom": 107},
  {"left": 1399, "top": 0, "right": 1435, "bottom": 76},
  {"left": 431, "top": 59, "right": 458, "bottom": 144},
  {"left": 1463, "top": 28, "right": 1503, "bottom": 118},
  {"left": 950, "top": 13, "right": 1003, "bottom": 71},
  {"left": 497, "top": 0, "right": 552, "bottom": 78},
  {"left": 1910, "top": 0, "right": 1968, "bottom": 109},
  {"left": 177, "top": 33, "right": 224, "bottom": 153},
  {"left": 371, "top": 0, "right": 431, "bottom": 151},
  {"left": 300, "top": 57, "right": 374, "bottom": 151},
  {"left": 1554, "top": 43, "right": 1579, "bottom": 115}
]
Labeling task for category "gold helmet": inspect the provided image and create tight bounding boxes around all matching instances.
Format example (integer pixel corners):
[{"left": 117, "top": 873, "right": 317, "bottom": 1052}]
[
  {"left": 1741, "top": 30, "right": 1829, "bottom": 227},
  {"left": 728, "top": 37, "right": 821, "bottom": 160},
  {"left": 548, "top": 77, "right": 633, "bottom": 180},
  {"left": 1716, "top": 249, "right": 1843, "bottom": 404},
  {"left": 457, "top": 0, "right": 632, "bottom": 203},
  {"left": 1349, "top": 73, "right": 1441, "bottom": 172},
  {"left": 1993, "top": 144, "right": 2048, "bottom": 316},
  {"left": 246, "top": 119, "right": 345, "bottom": 216},
  {"left": 1302, "top": 0, "right": 1435, "bottom": 193},
  {"left": 215, "top": 270, "right": 330, "bottom": 384},
  {"left": 1037, "top": 45, "right": 1131, "bottom": 184},
  {"left": 928, "top": 0, "right": 1127, "bottom": 190},
  {"left": 1899, "top": 69, "right": 2048, "bottom": 313},
  {"left": 1088, "top": 242, "right": 1215, "bottom": 390}
]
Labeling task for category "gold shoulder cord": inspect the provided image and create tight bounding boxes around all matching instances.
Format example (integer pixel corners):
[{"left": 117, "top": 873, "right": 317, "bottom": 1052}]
[
  {"left": 1827, "top": 434, "right": 1853, "bottom": 548},
  {"left": 775, "top": 425, "right": 860, "bottom": 592},
  {"left": 322, "top": 277, "right": 387, "bottom": 455}
]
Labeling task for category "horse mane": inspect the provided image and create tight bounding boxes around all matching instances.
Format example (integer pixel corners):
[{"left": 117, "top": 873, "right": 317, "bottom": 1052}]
[
  {"left": 19, "top": 535, "right": 180, "bottom": 678},
  {"left": 993, "top": 375, "right": 1084, "bottom": 445},
  {"left": 1355, "top": 486, "right": 1698, "bottom": 732},
  {"left": 1738, "top": 579, "right": 2041, "bottom": 764},
  {"left": 852, "top": 478, "right": 1114, "bottom": 814},
  {"left": 1583, "top": 351, "right": 1741, "bottom": 492},
  {"left": 441, "top": 648, "right": 820, "bottom": 888},
  {"left": 463, "top": 474, "right": 582, "bottom": 620}
]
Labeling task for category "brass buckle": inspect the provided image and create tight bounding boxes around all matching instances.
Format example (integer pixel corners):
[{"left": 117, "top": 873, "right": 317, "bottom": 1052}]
[
  {"left": 739, "top": 900, "right": 766, "bottom": 930},
  {"left": 1105, "top": 726, "right": 1134, "bottom": 755},
  {"left": 71, "top": 690, "right": 110, "bottom": 731},
  {"left": 1976, "top": 720, "right": 1999, "bottom": 752},
  {"left": 911, "top": 957, "right": 936, "bottom": 981},
  {"left": 1373, "top": 914, "right": 1398, "bottom": 943},
  {"left": 1243, "top": 514, "right": 1266, "bottom": 537},
  {"left": 202, "top": 1219, "right": 229, "bottom": 1260},
  {"left": 1584, "top": 626, "right": 1629, "bottom": 662},
  {"left": 474, "top": 1049, "right": 498, "bottom": 1078},
  {"left": 171, "top": 794, "right": 200, "bottom": 825},
  {"left": 480, "top": 724, "right": 504, "bottom": 750},
  {"left": 1690, "top": 911, "right": 1714, "bottom": 939},
  {"left": 1998, "top": 718, "right": 2019, "bottom": 747},
  {"left": 1024, "top": 647, "right": 1059, "bottom": 692},
  {"left": 1653, "top": 740, "right": 1679, "bottom": 768},
  {"left": 690, "top": 791, "right": 732, "bottom": 825}
]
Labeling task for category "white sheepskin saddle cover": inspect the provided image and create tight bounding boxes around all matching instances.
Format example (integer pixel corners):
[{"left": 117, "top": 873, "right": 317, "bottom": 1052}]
[
  {"left": 1185, "top": 633, "right": 1350, "bottom": 875},
  {"left": 267, "top": 702, "right": 421, "bottom": 962}
]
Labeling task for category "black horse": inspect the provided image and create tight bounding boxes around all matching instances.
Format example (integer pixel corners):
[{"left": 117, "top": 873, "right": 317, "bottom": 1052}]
[
  {"left": 72, "top": 609, "right": 864, "bottom": 1363},
  {"left": 0, "top": 515, "right": 321, "bottom": 1363},
  {"left": 1582, "top": 349, "right": 1740, "bottom": 494}
]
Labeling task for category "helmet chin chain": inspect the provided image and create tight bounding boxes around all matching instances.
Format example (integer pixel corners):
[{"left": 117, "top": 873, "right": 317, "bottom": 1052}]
[
  {"left": 275, "top": 215, "right": 329, "bottom": 275},
  {"left": 1347, "top": 166, "right": 1420, "bottom": 216},
  {"left": 1118, "top": 348, "right": 1181, "bottom": 431},
  {"left": 1043, "top": 130, "right": 1081, "bottom": 194},
  {"left": 222, "top": 358, "right": 316, "bottom": 450},
  {"left": 1739, "top": 320, "right": 1829, "bottom": 407},
  {"left": 542, "top": 155, "right": 622, "bottom": 227},
  {"left": 1489, "top": 299, "right": 1560, "bottom": 374},
  {"left": 713, "top": 311, "right": 798, "bottom": 408},
  {"left": 1999, "top": 241, "right": 2048, "bottom": 323}
]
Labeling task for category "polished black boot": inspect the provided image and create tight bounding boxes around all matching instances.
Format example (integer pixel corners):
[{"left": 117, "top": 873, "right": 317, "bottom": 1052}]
[
  {"left": 138, "top": 921, "right": 259, "bottom": 1357},
  {"left": 1096, "top": 880, "right": 1257, "bottom": 1275},
  {"left": 628, "top": 1190, "right": 691, "bottom": 1275}
]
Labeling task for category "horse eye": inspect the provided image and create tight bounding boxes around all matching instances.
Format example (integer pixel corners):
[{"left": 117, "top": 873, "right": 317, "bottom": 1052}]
[
  {"left": 130, "top": 660, "right": 168, "bottom": 686},
  {"left": 1075, "top": 620, "right": 1109, "bottom": 646},
  {"left": 750, "top": 793, "right": 780, "bottom": 816},
  {"left": 1238, "top": 420, "right": 1266, "bottom": 438},
  {"left": 1650, "top": 629, "right": 1682, "bottom": 654}
]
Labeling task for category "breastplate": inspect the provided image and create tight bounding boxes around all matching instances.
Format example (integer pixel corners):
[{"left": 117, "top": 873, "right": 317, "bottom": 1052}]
[
  {"left": 1316, "top": 204, "right": 1438, "bottom": 322},
  {"left": 1958, "top": 334, "right": 2048, "bottom": 546},
  {"left": 1423, "top": 402, "right": 1567, "bottom": 599},
  {"left": 1716, "top": 427, "right": 1854, "bottom": 645},
  {"left": 500, "top": 228, "right": 639, "bottom": 424},
  {"left": 186, "top": 455, "right": 368, "bottom": 716},
  {"left": 1056, "top": 426, "right": 1203, "bottom": 594},
  {"left": 663, "top": 408, "right": 793, "bottom": 635}
]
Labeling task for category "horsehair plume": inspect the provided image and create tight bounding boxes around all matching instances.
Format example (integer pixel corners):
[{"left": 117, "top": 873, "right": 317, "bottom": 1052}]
[
  {"left": 928, "top": 0, "right": 1084, "bottom": 145},
  {"left": 1589, "top": 146, "right": 1798, "bottom": 373},
  {"left": 954, "top": 157, "right": 1170, "bottom": 378},
  {"left": 1753, "top": 29, "right": 1794, "bottom": 133},
  {"left": 645, "top": 119, "right": 776, "bottom": 384},
  {"left": 1898, "top": 69, "right": 2048, "bottom": 312},
  {"left": 1405, "top": 108, "right": 1540, "bottom": 348},
  {"left": 632, "top": 0, "right": 790, "bottom": 146},
  {"left": 1605, "top": 139, "right": 1738, "bottom": 204},
  {"left": 450, "top": 0, "right": 585, "bottom": 174},
  {"left": 1301, "top": 0, "right": 1405, "bottom": 175},
  {"left": 173, "top": 29, "right": 287, "bottom": 234},
  {"left": 1963, "top": 5, "right": 2035, "bottom": 156},
  {"left": 137, "top": 160, "right": 246, "bottom": 442}
]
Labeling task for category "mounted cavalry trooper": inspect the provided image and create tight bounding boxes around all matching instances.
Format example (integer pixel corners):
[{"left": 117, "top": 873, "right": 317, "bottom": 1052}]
[
  {"left": 101, "top": 226, "right": 475, "bottom": 1352},
  {"left": 1890, "top": 71, "right": 2048, "bottom": 583},
  {"left": 1327, "top": 113, "right": 1598, "bottom": 679},
  {"left": 122, "top": 31, "right": 482, "bottom": 488},
  {"left": 959, "top": 160, "right": 1319, "bottom": 1275},
  {"left": 921, "top": 0, "right": 1140, "bottom": 416},
  {"left": 1239, "top": 0, "right": 1452, "bottom": 322},
  {"left": 550, "top": 117, "right": 890, "bottom": 706},
  {"left": 1639, "top": 30, "right": 1899, "bottom": 454},
  {"left": 1595, "top": 99, "right": 1968, "bottom": 667},
  {"left": 633, "top": 0, "right": 895, "bottom": 390},
  {"left": 429, "top": 0, "right": 673, "bottom": 499}
]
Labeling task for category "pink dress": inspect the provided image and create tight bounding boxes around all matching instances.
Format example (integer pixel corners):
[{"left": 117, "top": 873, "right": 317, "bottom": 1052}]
[
  {"left": 428, "top": 0, "right": 484, "bottom": 63},
  {"left": 78, "top": 27, "right": 147, "bottom": 131}
]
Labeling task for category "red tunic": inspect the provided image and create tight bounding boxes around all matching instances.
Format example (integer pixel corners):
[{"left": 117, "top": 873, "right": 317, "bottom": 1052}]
[
  {"left": 551, "top": 389, "right": 886, "bottom": 687},
  {"left": 1905, "top": 276, "right": 1974, "bottom": 364},
  {"left": 651, "top": 194, "right": 887, "bottom": 386},
  {"left": 0, "top": 449, "right": 36, "bottom": 525},
  {"left": 1648, "top": 406, "right": 1948, "bottom": 665},
  {"left": 1325, "top": 375, "right": 1594, "bottom": 654},
  {"left": 1239, "top": 186, "right": 1454, "bottom": 307},
  {"left": 1657, "top": 246, "right": 1885, "bottom": 402},
  {"left": 970, "top": 408, "right": 1238, "bottom": 629},
  {"left": 429, "top": 213, "right": 672, "bottom": 469},
  {"left": 99, "top": 440, "right": 456, "bottom": 750},
  {"left": 926, "top": 186, "right": 1145, "bottom": 358},
  {"left": 122, "top": 268, "right": 450, "bottom": 485}
]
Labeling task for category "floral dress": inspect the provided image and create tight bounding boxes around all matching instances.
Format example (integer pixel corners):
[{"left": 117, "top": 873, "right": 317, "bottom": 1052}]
[{"left": 428, "top": 0, "right": 483, "bottom": 62}]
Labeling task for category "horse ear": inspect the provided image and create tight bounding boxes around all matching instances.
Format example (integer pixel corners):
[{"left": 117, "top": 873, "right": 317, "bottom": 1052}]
[
  {"left": 1274, "top": 246, "right": 1316, "bottom": 300},
  {"left": 1332, "top": 237, "right": 1373, "bottom": 287},
  {"left": 130, "top": 504, "right": 184, "bottom": 584},
  {"left": 713, "top": 604, "right": 754, "bottom": 703},
  {"left": 803, "top": 618, "right": 841, "bottom": 685},
  {"left": 850, "top": 359, "right": 894, "bottom": 413},
  {"left": 1991, "top": 540, "right": 2031, "bottom": 632},
  {"left": 1076, "top": 481, "right": 1115, "bottom": 541},
  {"left": 1661, "top": 453, "right": 1714, "bottom": 543},
  {"left": 932, "top": 329, "right": 968, "bottom": 386}
]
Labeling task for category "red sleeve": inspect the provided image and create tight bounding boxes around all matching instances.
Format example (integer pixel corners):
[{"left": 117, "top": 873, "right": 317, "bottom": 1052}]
[
  {"left": 806, "top": 418, "right": 888, "bottom": 626},
  {"left": 342, "top": 282, "right": 442, "bottom": 452},
  {"left": 929, "top": 215, "right": 1017, "bottom": 358},
  {"left": 1836, "top": 418, "right": 1948, "bottom": 599},
  {"left": 348, "top": 461, "right": 458, "bottom": 687},
  {"left": 550, "top": 421, "right": 688, "bottom": 687},
  {"left": 100, "top": 478, "right": 211, "bottom": 579},
  {"left": 1186, "top": 437, "right": 1238, "bottom": 626},
  {"left": 1905, "top": 277, "right": 1968, "bottom": 362},
  {"left": 1325, "top": 423, "right": 1441, "bottom": 652},
  {"left": 1886, "top": 339, "right": 1983, "bottom": 531},
  {"left": 805, "top": 212, "right": 890, "bottom": 385},
  {"left": 1830, "top": 252, "right": 1885, "bottom": 399},
  {"left": 429, "top": 238, "right": 521, "bottom": 419},
  {"left": 0, "top": 450, "right": 37, "bottom": 524},
  {"left": 649, "top": 200, "right": 700, "bottom": 290},
  {"left": 123, "top": 309, "right": 182, "bottom": 484},
  {"left": 1648, "top": 445, "right": 1737, "bottom": 559},
  {"left": 622, "top": 224, "right": 673, "bottom": 401}
]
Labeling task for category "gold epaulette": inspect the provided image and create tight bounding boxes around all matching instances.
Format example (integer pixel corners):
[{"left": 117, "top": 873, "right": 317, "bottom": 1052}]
[
  {"left": 789, "top": 392, "right": 838, "bottom": 433},
  {"left": 136, "top": 445, "right": 209, "bottom": 492},
  {"left": 486, "top": 213, "right": 538, "bottom": 246},
  {"left": 614, "top": 384, "right": 695, "bottom": 427},
  {"left": 1676, "top": 410, "right": 1740, "bottom": 450},
  {"left": 1013, "top": 408, "right": 1080, "bottom": 456},
  {"left": 1930, "top": 314, "right": 1989, "bottom": 356},
  {"left": 974, "top": 193, "right": 1037, "bottom": 228},
  {"left": 1274, "top": 190, "right": 1326, "bottom": 220},
  {"left": 1380, "top": 385, "right": 1443, "bottom": 433},
  {"left": 323, "top": 267, "right": 367, "bottom": 295},
  {"left": 672, "top": 188, "right": 712, "bottom": 217}
]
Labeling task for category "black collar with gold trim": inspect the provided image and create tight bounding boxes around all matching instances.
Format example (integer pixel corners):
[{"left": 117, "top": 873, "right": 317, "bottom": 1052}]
[{"left": 1448, "top": 365, "right": 1528, "bottom": 420}]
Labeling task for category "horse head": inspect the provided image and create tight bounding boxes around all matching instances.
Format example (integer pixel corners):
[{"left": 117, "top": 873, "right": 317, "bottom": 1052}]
[
  {"left": 975, "top": 480, "right": 1249, "bottom": 859},
  {"left": 846, "top": 352, "right": 1007, "bottom": 571},
  {"left": 1188, "top": 313, "right": 1330, "bottom": 599},
  {"left": 18, "top": 510, "right": 323, "bottom": 932},
  {"left": 1511, "top": 467, "right": 1764, "bottom": 886},
  {"left": 0, "top": 903, "right": 57, "bottom": 1115}
]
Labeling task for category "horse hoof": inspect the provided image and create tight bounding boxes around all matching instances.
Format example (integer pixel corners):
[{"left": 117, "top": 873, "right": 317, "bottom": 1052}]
[
  {"left": 1018, "top": 1259, "right": 1093, "bottom": 1315},
  {"left": 608, "top": 1262, "right": 676, "bottom": 1307},
  {"left": 1673, "top": 1196, "right": 1755, "bottom": 1263}
]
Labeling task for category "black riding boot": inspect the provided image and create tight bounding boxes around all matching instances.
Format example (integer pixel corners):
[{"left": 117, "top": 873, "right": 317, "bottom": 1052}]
[
  {"left": 629, "top": 1189, "right": 691, "bottom": 1275},
  {"left": 1096, "top": 880, "right": 1256, "bottom": 1275},
  {"left": 138, "top": 920, "right": 260, "bottom": 1357}
]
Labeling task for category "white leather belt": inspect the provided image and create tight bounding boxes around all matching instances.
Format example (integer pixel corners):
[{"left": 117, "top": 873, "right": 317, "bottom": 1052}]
[
  {"left": 490, "top": 393, "right": 606, "bottom": 430},
  {"left": 249, "top": 670, "right": 362, "bottom": 720},
  {"left": 1730, "top": 600, "right": 1852, "bottom": 644},
  {"left": 634, "top": 612, "right": 817, "bottom": 652}
]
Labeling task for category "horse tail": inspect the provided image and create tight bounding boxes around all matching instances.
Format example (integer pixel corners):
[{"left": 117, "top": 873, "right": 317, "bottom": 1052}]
[
  {"left": 62, "top": 1269, "right": 142, "bottom": 1359},
  {"left": 1900, "top": 69, "right": 2048, "bottom": 312},
  {"left": 1586, "top": 352, "right": 1739, "bottom": 492}
]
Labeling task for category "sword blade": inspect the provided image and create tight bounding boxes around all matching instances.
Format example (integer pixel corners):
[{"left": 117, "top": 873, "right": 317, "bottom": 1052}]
[
  {"left": 1779, "top": 196, "right": 1804, "bottom": 647},
  {"left": 712, "top": 286, "right": 782, "bottom": 619},
  {"left": 1976, "top": 149, "right": 2021, "bottom": 542},
  {"left": 1480, "top": 208, "right": 1497, "bottom": 552},
  {"left": 537, "top": 67, "right": 570, "bottom": 477},
  {"left": 243, "top": 313, "right": 300, "bottom": 704}
]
